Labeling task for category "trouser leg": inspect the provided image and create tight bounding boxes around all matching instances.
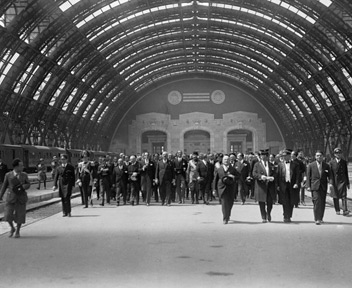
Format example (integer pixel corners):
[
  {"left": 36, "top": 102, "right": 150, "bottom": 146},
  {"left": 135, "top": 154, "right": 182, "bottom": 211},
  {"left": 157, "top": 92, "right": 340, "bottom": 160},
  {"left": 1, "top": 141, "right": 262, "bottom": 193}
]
[
  {"left": 259, "top": 201, "right": 267, "bottom": 220},
  {"left": 333, "top": 198, "right": 340, "bottom": 212}
]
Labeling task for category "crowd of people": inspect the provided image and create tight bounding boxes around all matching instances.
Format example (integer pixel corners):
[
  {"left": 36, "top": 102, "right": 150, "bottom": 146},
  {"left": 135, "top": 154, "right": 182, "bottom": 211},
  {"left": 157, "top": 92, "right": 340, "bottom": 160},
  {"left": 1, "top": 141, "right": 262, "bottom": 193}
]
[
  {"left": 53, "top": 147, "right": 350, "bottom": 225},
  {"left": 0, "top": 146, "right": 350, "bottom": 238}
]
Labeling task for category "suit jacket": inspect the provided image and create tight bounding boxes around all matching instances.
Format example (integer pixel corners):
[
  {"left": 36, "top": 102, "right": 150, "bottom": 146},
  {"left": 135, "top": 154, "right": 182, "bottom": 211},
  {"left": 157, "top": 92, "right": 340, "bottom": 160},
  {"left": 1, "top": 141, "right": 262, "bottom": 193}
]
[
  {"left": 329, "top": 158, "right": 349, "bottom": 198},
  {"left": 0, "top": 171, "right": 30, "bottom": 204},
  {"left": 112, "top": 165, "right": 128, "bottom": 186},
  {"left": 173, "top": 157, "right": 188, "bottom": 178},
  {"left": 140, "top": 159, "right": 156, "bottom": 190},
  {"left": 155, "top": 159, "right": 174, "bottom": 185},
  {"left": 306, "top": 161, "right": 330, "bottom": 192},
  {"left": 277, "top": 161, "right": 300, "bottom": 205},
  {"left": 54, "top": 163, "right": 75, "bottom": 197},
  {"left": 128, "top": 161, "right": 142, "bottom": 184},
  {"left": 234, "top": 160, "right": 250, "bottom": 183},
  {"left": 252, "top": 160, "right": 277, "bottom": 202},
  {"left": 213, "top": 165, "right": 239, "bottom": 198},
  {"left": 196, "top": 160, "right": 212, "bottom": 184}
]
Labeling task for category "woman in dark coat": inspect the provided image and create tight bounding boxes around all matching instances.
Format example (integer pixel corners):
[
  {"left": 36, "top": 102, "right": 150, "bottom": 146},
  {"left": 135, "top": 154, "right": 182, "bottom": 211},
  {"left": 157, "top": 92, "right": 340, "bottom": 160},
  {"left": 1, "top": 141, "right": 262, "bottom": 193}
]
[{"left": 0, "top": 158, "right": 30, "bottom": 238}]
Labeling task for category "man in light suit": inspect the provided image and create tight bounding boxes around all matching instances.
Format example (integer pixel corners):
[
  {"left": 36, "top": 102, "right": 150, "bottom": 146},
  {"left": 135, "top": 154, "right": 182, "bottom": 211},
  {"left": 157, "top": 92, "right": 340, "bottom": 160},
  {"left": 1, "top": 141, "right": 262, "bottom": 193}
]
[
  {"left": 252, "top": 149, "right": 277, "bottom": 223},
  {"left": 155, "top": 151, "right": 175, "bottom": 206},
  {"left": 306, "top": 150, "right": 331, "bottom": 225},
  {"left": 276, "top": 149, "right": 300, "bottom": 223},
  {"left": 53, "top": 154, "right": 75, "bottom": 217},
  {"left": 329, "top": 148, "right": 350, "bottom": 216},
  {"left": 213, "top": 154, "right": 239, "bottom": 224}
]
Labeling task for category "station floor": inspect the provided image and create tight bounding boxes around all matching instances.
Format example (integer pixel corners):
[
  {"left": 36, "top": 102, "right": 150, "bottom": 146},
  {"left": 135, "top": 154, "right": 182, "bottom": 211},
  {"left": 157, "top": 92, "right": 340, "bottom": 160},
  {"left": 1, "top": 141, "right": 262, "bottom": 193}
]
[{"left": 0, "top": 191, "right": 351, "bottom": 288}]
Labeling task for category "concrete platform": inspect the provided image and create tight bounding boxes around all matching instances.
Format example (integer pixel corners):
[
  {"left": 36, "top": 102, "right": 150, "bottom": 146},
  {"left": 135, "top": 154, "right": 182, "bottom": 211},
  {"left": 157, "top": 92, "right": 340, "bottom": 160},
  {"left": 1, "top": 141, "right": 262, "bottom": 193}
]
[{"left": 0, "top": 195, "right": 351, "bottom": 288}]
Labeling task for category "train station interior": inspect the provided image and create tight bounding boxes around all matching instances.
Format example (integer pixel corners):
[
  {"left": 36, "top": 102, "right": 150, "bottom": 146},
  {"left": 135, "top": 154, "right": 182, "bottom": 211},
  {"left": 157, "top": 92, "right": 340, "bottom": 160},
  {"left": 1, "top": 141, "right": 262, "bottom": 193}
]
[
  {"left": 1, "top": 1, "right": 352, "bottom": 288},
  {"left": 0, "top": 0, "right": 352, "bottom": 158}
]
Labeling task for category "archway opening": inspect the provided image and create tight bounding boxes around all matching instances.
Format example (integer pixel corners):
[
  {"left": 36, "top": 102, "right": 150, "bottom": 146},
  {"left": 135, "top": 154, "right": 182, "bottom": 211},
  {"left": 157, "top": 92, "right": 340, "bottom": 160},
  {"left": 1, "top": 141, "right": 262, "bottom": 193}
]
[
  {"left": 227, "top": 129, "right": 253, "bottom": 154},
  {"left": 141, "top": 131, "right": 167, "bottom": 154},
  {"left": 184, "top": 130, "right": 210, "bottom": 154}
]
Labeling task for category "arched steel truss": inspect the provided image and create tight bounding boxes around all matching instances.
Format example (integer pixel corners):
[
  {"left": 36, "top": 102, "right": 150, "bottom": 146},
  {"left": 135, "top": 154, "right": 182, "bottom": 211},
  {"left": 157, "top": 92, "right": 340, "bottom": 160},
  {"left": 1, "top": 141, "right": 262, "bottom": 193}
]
[{"left": 0, "top": 0, "right": 352, "bottom": 156}]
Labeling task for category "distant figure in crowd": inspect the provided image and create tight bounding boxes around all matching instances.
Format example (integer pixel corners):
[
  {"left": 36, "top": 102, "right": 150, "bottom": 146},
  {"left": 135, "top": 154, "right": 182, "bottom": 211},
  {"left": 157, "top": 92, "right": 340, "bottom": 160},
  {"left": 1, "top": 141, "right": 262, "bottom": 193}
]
[
  {"left": 329, "top": 148, "right": 350, "bottom": 216},
  {"left": 0, "top": 158, "right": 8, "bottom": 190},
  {"left": 36, "top": 158, "right": 47, "bottom": 190},
  {"left": 53, "top": 154, "right": 75, "bottom": 217},
  {"left": 0, "top": 158, "right": 30, "bottom": 238},
  {"left": 306, "top": 150, "right": 331, "bottom": 225}
]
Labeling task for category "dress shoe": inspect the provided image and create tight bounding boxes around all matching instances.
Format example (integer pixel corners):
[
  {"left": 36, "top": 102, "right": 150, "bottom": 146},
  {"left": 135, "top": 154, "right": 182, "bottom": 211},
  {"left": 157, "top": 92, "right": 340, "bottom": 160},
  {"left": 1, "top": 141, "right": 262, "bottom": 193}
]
[
  {"left": 223, "top": 220, "right": 228, "bottom": 224},
  {"left": 182, "top": 199, "right": 185, "bottom": 204},
  {"left": 14, "top": 233, "right": 20, "bottom": 238},
  {"left": 90, "top": 199, "right": 93, "bottom": 206},
  {"left": 83, "top": 206, "right": 88, "bottom": 208},
  {"left": 343, "top": 211, "right": 350, "bottom": 216},
  {"left": 315, "top": 220, "right": 321, "bottom": 225},
  {"left": 268, "top": 215, "right": 272, "bottom": 222},
  {"left": 301, "top": 202, "right": 306, "bottom": 206},
  {"left": 9, "top": 227, "right": 15, "bottom": 238},
  {"left": 63, "top": 214, "right": 67, "bottom": 217},
  {"left": 241, "top": 202, "right": 245, "bottom": 205},
  {"left": 178, "top": 201, "right": 182, "bottom": 204},
  {"left": 99, "top": 203, "right": 104, "bottom": 206},
  {"left": 131, "top": 201, "right": 134, "bottom": 206},
  {"left": 283, "top": 218, "right": 289, "bottom": 223},
  {"left": 68, "top": 213, "right": 71, "bottom": 217},
  {"left": 262, "top": 219, "right": 267, "bottom": 223},
  {"left": 336, "top": 211, "right": 341, "bottom": 215}
]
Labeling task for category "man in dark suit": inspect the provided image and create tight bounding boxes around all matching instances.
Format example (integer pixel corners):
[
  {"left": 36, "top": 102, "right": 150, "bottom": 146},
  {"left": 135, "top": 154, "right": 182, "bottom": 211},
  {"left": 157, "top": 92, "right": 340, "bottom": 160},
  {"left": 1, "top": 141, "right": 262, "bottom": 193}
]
[
  {"left": 253, "top": 149, "right": 277, "bottom": 223},
  {"left": 155, "top": 151, "right": 175, "bottom": 206},
  {"left": 128, "top": 155, "right": 142, "bottom": 206},
  {"left": 213, "top": 154, "right": 239, "bottom": 224},
  {"left": 206, "top": 153, "right": 215, "bottom": 202},
  {"left": 173, "top": 150, "right": 188, "bottom": 204},
  {"left": 329, "top": 148, "right": 350, "bottom": 216},
  {"left": 53, "top": 154, "right": 75, "bottom": 217},
  {"left": 0, "top": 158, "right": 30, "bottom": 238},
  {"left": 277, "top": 149, "right": 300, "bottom": 223},
  {"left": 112, "top": 158, "right": 128, "bottom": 205},
  {"left": 196, "top": 153, "right": 212, "bottom": 205},
  {"left": 234, "top": 153, "right": 250, "bottom": 205},
  {"left": 306, "top": 150, "right": 331, "bottom": 225},
  {"left": 140, "top": 152, "right": 156, "bottom": 206}
]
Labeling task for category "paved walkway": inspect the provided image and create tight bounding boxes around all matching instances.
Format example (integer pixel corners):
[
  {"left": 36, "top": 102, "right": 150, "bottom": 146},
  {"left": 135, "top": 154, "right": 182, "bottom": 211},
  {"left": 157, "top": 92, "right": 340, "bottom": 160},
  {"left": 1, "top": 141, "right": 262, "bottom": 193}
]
[{"left": 0, "top": 194, "right": 351, "bottom": 288}]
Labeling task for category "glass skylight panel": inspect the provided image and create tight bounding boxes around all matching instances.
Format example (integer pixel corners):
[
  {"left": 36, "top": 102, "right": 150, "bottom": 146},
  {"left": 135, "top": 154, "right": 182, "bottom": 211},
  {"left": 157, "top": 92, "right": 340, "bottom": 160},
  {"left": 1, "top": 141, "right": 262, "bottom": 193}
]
[
  {"left": 285, "top": 103, "right": 297, "bottom": 119},
  {"left": 315, "top": 84, "right": 332, "bottom": 106},
  {"left": 318, "top": 0, "right": 332, "bottom": 7},
  {"left": 327, "top": 76, "right": 345, "bottom": 101},
  {"left": 82, "top": 98, "right": 95, "bottom": 118},
  {"left": 90, "top": 102, "right": 103, "bottom": 120},
  {"left": 97, "top": 106, "right": 109, "bottom": 123},
  {"left": 298, "top": 95, "right": 312, "bottom": 114},
  {"left": 59, "top": 0, "right": 81, "bottom": 12},
  {"left": 341, "top": 67, "right": 352, "bottom": 86},
  {"left": 73, "top": 93, "right": 87, "bottom": 114},
  {"left": 0, "top": 14, "right": 5, "bottom": 27},
  {"left": 306, "top": 89, "right": 321, "bottom": 111}
]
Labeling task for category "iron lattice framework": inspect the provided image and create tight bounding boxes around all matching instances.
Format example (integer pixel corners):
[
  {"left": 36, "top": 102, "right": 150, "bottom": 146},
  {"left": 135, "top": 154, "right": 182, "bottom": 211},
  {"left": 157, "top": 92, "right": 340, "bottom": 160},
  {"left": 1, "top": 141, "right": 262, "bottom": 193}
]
[{"left": 0, "top": 0, "right": 352, "bottom": 155}]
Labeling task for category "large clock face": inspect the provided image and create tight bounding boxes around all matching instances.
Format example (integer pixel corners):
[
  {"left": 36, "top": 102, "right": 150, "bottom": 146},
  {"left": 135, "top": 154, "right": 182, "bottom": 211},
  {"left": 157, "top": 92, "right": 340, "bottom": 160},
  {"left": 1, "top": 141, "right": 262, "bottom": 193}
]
[
  {"left": 168, "top": 90, "right": 182, "bottom": 105},
  {"left": 211, "top": 90, "right": 225, "bottom": 104}
]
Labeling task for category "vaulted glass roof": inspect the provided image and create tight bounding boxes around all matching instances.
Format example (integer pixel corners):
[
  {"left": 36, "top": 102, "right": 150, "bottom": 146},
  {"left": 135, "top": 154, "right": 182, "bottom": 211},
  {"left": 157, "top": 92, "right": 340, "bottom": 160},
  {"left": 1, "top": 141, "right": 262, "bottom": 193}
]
[{"left": 0, "top": 0, "right": 351, "bottom": 152}]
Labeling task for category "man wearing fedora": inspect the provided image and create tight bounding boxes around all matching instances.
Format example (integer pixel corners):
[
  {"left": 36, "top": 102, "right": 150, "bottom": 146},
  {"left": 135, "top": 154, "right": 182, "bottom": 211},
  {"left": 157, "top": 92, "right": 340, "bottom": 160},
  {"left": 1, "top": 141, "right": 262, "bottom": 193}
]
[
  {"left": 252, "top": 149, "right": 277, "bottom": 223},
  {"left": 329, "top": 148, "right": 350, "bottom": 216}
]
